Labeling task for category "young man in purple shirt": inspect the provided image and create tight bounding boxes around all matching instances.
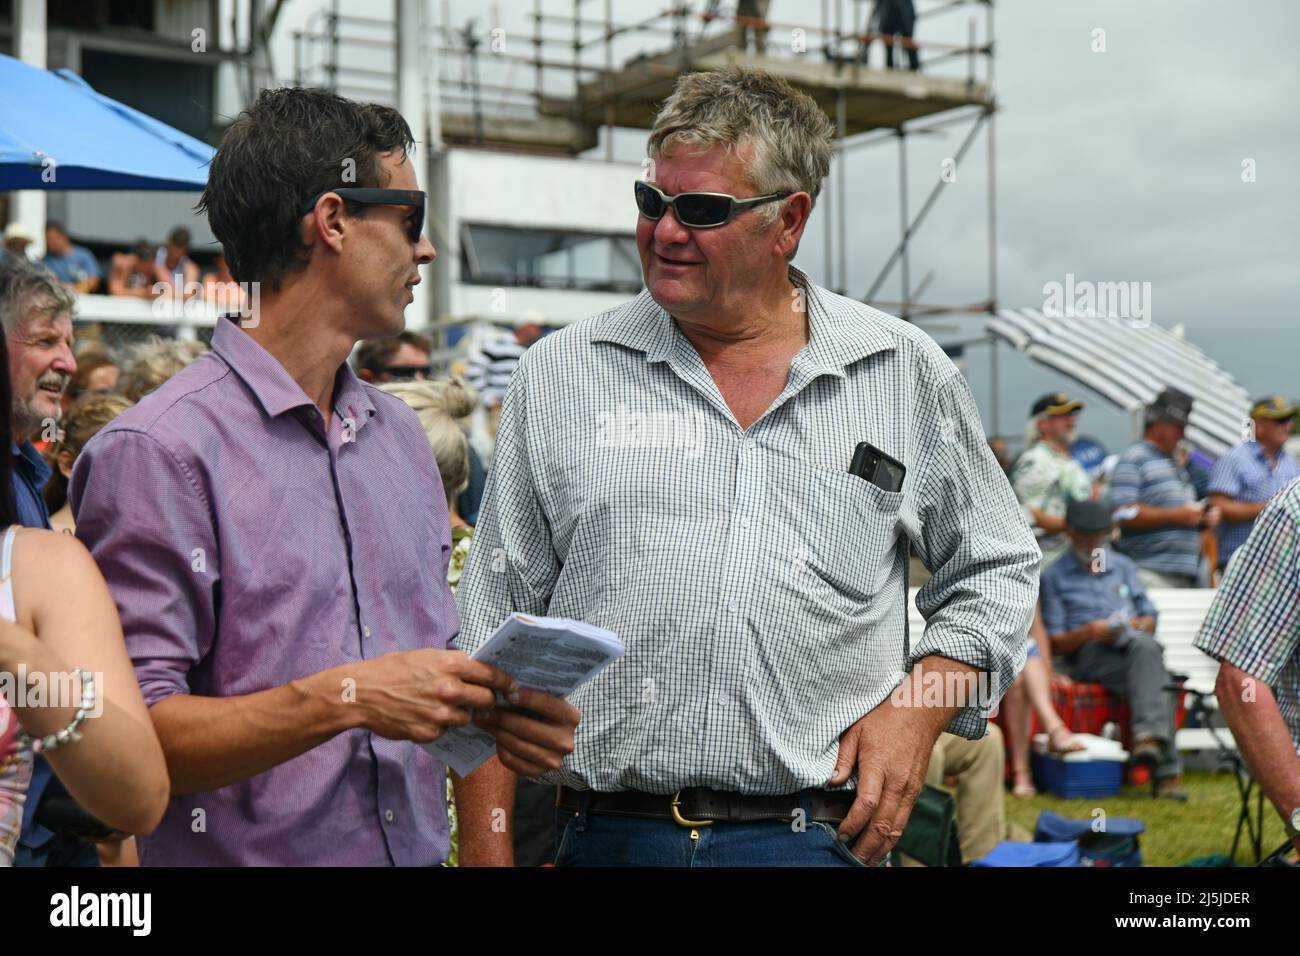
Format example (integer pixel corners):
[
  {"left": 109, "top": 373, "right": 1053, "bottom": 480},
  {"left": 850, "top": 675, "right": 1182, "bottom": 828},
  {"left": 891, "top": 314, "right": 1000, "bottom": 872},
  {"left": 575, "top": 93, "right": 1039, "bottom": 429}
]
[{"left": 70, "top": 88, "right": 579, "bottom": 866}]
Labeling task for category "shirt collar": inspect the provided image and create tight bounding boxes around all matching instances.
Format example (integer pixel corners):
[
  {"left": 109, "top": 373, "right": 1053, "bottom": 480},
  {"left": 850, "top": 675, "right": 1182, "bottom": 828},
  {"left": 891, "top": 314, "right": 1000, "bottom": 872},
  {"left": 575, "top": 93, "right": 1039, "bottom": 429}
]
[
  {"left": 211, "top": 315, "right": 376, "bottom": 430},
  {"left": 592, "top": 266, "right": 897, "bottom": 374},
  {"left": 10, "top": 440, "right": 52, "bottom": 484}
]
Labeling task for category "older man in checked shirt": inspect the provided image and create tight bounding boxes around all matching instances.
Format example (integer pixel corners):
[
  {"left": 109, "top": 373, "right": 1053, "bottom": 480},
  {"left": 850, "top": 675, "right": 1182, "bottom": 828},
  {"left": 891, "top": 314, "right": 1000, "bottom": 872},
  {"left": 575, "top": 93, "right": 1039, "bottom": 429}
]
[{"left": 457, "top": 67, "right": 1039, "bottom": 867}]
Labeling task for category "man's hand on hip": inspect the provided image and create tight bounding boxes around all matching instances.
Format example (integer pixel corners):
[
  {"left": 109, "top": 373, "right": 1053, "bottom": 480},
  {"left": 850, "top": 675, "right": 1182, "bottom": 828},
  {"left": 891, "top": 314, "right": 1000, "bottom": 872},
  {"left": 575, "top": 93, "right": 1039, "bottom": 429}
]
[
  {"left": 827, "top": 657, "right": 979, "bottom": 865},
  {"left": 473, "top": 688, "right": 581, "bottom": 778}
]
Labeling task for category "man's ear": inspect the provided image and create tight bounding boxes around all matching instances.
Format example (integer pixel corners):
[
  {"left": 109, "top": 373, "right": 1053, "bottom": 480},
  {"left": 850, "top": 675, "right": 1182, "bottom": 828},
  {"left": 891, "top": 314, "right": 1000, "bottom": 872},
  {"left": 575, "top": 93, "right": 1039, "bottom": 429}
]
[
  {"left": 305, "top": 193, "right": 349, "bottom": 255},
  {"left": 776, "top": 192, "right": 813, "bottom": 261}
]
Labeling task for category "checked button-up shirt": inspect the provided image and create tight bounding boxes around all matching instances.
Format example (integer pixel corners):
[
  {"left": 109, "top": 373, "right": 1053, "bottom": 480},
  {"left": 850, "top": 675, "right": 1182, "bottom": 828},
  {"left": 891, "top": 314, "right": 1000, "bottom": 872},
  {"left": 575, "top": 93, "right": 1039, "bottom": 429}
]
[{"left": 456, "top": 267, "right": 1040, "bottom": 795}]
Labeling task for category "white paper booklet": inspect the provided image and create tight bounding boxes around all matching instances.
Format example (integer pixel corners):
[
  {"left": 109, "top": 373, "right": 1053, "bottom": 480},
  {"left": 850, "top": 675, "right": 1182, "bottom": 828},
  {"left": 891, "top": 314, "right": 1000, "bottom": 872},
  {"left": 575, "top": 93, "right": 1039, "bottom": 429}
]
[{"left": 422, "top": 613, "right": 623, "bottom": 776}]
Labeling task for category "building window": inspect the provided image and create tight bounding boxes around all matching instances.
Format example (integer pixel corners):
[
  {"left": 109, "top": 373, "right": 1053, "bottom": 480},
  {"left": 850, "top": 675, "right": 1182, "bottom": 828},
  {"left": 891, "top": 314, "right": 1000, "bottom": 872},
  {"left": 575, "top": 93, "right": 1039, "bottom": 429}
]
[{"left": 460, "top": 224, "right": 642, "bottom": 294}]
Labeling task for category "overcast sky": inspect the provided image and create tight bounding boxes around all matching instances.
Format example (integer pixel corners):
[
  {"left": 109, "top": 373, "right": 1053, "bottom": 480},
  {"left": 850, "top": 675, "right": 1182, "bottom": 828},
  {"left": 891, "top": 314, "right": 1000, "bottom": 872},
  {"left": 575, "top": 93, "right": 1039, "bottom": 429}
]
[{"left": 272, "top": 0, "right": 1299, "bottom": 451}]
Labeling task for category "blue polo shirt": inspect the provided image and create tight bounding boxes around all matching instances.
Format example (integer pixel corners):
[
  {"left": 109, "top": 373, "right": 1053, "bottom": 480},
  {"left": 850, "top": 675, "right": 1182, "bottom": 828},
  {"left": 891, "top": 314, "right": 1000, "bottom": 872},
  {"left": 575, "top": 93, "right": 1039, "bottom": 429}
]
[
  {"left": 1208, "top": 440, "right": 1300, "bottom": 567},
  {"left": 42, "top": 245, "right": 101, "bottom": 287},
  {"left": 1111, "top": 439, "right": 1200, "bottom": 578},
  {"left": 1040, "top": 547, "right": 1158, "bottom": 639}
]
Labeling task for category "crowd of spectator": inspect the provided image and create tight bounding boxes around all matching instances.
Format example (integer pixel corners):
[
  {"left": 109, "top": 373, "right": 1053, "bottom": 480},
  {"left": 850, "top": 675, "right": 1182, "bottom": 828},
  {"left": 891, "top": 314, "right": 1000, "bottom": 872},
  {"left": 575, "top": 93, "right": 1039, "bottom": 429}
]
[{"left": 1, "top": 221, "right": 239, "bottom": 306}]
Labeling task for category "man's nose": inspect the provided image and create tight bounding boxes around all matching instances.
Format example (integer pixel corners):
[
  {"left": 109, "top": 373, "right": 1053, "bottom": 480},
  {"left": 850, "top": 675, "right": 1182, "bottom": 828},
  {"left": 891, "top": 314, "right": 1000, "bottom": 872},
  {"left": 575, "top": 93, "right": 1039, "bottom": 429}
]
[
  {"left": 653, "top": 207, "right": 691, "bottom": 246},
  {"left": 54, "top": 344, "right": 77, "bottom": 376},
  {"left": 416, "top": 233, "right": 436, "bottom": 264}
]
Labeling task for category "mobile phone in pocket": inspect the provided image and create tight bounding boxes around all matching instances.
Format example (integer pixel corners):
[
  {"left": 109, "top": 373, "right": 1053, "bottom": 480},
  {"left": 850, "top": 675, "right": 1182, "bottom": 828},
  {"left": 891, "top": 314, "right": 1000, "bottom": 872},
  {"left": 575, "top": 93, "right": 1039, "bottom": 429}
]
[{"left": 848, "top": 441, "right": 906, "bottom": 493}]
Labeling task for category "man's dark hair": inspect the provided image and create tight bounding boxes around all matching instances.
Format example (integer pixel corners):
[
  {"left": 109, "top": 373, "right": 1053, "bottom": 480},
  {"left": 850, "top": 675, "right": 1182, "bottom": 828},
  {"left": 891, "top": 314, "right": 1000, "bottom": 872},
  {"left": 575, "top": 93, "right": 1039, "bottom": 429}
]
[
  {"left": 354, "top": 330, "right": 433, "bottom": 375},
  {"left": 167, "top": 226, "right": 191, "bottom": 248},
  {"left": 45, "top": 220, "right": 69, "bottom": 238},
  {"left": 198, "top": 87, "right": 416, "bottom": 290}
]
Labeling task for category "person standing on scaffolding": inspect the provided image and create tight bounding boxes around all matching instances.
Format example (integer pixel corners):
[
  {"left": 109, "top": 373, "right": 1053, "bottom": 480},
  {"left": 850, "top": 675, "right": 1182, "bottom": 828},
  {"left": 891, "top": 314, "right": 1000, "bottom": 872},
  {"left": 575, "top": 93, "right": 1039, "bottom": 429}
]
[
  {"left": 737, "top": 0, "right": 771, "bottom": 55},
  {"left": 858, "top": 0, "right": 920, "bottom": 71}
]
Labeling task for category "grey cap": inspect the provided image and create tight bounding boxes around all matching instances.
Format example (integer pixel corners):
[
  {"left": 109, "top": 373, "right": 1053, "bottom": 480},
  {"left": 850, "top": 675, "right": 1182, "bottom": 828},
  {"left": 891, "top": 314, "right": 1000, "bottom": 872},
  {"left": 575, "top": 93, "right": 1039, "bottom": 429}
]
[
  {"left": 1066, "top": 499, "right": 1113, "bottom": 533},
  {"left": 1148, "top": 386, "right": 1193, "bottom": 426}
]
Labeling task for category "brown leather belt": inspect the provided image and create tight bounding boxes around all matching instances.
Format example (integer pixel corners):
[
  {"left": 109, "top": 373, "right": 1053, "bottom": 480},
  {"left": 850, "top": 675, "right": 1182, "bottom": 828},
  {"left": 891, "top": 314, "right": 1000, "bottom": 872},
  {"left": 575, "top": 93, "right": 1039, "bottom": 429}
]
[{"left": 557, "top": 785, "right": 854, "bottom": 826}]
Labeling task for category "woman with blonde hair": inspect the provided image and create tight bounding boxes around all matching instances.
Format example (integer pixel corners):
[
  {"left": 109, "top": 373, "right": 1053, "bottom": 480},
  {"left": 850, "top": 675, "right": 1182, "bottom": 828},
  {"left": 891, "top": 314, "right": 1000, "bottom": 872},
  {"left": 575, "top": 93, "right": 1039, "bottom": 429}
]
[
  {"left": 381, "top": 376, "right": 477, "bottom": 587},
  {"left": 380, "top": 375, "right": 478, "bottom": 865}
]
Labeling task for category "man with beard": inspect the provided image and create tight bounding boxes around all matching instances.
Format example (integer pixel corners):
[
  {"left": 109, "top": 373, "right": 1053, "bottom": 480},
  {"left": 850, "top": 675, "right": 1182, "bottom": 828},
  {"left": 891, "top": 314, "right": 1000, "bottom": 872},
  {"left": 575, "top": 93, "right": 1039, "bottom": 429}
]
[
  {"left": 1, "top": 257, "right": 75, "bottom": 530},
  {"left": 0, "top": 257, "right": 113, "bottom": 866}
]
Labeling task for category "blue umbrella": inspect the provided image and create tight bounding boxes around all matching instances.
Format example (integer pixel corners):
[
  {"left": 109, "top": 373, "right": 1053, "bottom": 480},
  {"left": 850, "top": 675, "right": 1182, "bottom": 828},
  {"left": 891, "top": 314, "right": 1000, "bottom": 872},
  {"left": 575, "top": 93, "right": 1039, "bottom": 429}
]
[{"left": 0, "top": 53, "right": 214, "bottom": 190}]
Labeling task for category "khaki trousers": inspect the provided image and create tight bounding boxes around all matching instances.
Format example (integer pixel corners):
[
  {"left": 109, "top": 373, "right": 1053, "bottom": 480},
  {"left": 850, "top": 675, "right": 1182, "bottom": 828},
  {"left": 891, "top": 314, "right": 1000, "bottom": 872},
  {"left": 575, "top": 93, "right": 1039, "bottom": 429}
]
[{"left": 900, "top": 724, "right": 1005, "bottom": 865}]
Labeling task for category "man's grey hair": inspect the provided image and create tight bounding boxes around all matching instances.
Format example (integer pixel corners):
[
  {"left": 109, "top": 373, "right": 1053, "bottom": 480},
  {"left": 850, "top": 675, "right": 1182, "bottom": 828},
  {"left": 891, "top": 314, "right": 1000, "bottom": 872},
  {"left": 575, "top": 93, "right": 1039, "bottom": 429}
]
[
  {"left": 0, "top": 255, "right": 76, "bottom": 333},
  {"left": 647, "top": 67, "right": 835, "bottom": 227}
]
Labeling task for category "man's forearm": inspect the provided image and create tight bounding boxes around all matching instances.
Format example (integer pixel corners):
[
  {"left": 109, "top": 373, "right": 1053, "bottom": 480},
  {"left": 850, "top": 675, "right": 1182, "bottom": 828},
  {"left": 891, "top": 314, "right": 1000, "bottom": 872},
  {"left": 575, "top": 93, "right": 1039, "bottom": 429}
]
[
  {"left": 149, "top": 665, "right": 358, "bottom": 795},
  {"left": 1121, "top": 503, "right": 1187, "bottom": 530},
  {"left": 910, "top": 654, "right": 984, "bottom": 731},
  {"left": 1208, "top": 495, "right": 1264, "bottom": 524},
  {"left": 1217, "top": 665, "right": 1300, "bottom": 824},
  {"left": 453, "top": 756, "right": 516, "bottom": 866},
  {"left": 1029, "top": 508, "right": 1066, "bottom": 535}
]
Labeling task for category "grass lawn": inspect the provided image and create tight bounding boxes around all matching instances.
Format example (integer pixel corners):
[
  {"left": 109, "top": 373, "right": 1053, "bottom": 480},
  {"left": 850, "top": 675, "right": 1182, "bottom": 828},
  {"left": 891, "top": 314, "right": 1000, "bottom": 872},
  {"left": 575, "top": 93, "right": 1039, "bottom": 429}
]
[{"left": 1002, "top": 769, "right": 1293, "bottom": 866}]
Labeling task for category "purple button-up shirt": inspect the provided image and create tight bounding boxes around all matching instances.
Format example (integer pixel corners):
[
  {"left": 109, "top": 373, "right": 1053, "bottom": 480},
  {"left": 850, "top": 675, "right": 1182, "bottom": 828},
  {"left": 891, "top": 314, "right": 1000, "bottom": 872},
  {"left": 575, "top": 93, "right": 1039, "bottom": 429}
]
[{"left": 70, "top": 316, "right": 457, "bottom": 866}]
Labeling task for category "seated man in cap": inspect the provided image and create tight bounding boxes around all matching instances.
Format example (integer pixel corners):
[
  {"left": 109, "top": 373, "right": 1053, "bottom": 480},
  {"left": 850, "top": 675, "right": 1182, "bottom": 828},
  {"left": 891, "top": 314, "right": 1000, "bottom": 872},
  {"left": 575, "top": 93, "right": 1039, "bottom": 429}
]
[
  {"left": 1207, "top": 396, "right": 1299, "bottom": 573},
  {"left": 1041, "top": 501, "right": 1187, "bottom": 799},
  {"left": 1111, "top": 386, "right": 1221, "bottom": 589}
]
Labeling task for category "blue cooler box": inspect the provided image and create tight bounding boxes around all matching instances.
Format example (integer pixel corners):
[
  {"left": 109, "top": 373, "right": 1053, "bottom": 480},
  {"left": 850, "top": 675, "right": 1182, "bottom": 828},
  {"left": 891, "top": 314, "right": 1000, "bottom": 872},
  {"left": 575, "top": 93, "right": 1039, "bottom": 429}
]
[{"left": 1030, "top": 734, "right": 1127, "bottom": 799}]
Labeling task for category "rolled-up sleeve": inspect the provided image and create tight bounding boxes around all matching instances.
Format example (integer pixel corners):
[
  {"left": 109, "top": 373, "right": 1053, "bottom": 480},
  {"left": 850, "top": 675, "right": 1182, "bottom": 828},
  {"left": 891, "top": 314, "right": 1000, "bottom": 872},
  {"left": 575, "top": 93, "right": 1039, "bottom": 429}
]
[
  {"left": 69, "top": 428, "right": 218, "bottom": 707},
  {"left": 454, "top": 355, "right": 560, "bottom": 655},
  {"left": 909, "top": 371, "right": 1039, "bottom": 738}
]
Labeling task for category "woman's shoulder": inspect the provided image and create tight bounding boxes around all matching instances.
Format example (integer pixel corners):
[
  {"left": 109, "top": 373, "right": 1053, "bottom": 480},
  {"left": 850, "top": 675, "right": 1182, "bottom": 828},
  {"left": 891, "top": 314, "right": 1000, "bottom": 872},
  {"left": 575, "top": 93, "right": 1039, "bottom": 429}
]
[{"left": 8, "top": 527, "right": 100, "bottom": 613}]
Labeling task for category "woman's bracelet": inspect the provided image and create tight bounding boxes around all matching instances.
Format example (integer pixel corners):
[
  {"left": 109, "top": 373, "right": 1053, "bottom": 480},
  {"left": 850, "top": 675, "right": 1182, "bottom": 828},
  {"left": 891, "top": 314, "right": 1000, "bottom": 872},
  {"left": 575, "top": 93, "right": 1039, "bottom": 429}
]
[{"left": 19, "top": 669, "right": 97, "bottom": 754}]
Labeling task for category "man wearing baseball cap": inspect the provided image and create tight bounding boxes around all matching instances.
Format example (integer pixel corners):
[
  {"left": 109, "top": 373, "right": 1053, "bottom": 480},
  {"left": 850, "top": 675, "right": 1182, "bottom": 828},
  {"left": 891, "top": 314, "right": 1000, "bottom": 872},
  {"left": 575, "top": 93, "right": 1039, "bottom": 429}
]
[
  {"left": 1111, "top": 386, "right": 1220, "bottom": 589},
  {"left": 1011, "top": 391, "right": 1092, "bottom": 567},
  {"left": 1041, "top": 500, "right": 1186, "bottom": 799},
  {"left": 1207, "top": 396, "right": 1299, "bottom": 571}
]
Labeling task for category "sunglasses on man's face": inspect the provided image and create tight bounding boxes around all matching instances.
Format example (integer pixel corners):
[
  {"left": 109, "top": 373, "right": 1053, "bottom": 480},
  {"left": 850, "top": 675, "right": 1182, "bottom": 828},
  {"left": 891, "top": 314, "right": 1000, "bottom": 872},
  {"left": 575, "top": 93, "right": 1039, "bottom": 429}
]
[
  {"left": 300, "top": 187, "right": 427, "bottom": 243},
  {"left": 634, "top": 180, "right": 792, "bottom": 229},
  {"left": 381, "top": 363, "right": 432, "bottom": 381}
]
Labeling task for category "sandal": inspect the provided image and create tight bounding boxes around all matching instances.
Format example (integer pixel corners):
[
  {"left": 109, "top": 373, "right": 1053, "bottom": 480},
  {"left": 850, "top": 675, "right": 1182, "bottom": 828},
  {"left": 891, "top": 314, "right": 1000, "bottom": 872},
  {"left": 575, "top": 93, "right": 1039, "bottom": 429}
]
[{"left": 1047, "top": 724, "right": 1086, "bottom": 755}]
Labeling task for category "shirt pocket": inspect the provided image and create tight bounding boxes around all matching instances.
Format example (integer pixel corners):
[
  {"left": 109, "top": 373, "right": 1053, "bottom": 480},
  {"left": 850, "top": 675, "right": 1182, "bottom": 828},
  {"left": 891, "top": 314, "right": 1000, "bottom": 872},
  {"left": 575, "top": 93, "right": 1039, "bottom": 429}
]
[{"left": 792, "top": 466, "right": 907, "bottom": 609}]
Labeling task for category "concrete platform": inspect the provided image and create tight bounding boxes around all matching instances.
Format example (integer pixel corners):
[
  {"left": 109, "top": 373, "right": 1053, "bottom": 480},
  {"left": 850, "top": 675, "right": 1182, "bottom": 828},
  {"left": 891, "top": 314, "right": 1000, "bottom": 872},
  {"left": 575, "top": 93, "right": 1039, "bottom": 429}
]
[{"left": 538, "top": 35, "right": 990, "bottom": 138}]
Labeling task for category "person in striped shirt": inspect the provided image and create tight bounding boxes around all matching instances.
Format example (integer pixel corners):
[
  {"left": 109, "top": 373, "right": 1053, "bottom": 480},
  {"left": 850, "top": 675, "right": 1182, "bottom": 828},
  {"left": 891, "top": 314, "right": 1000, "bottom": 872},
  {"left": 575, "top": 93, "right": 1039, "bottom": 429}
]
[
  {"left": 1195, "top": 477, "right": 1300, "bottom": 853},
  {"left": 1112, "top": 387, "right": 1221, "bottom": 588}
]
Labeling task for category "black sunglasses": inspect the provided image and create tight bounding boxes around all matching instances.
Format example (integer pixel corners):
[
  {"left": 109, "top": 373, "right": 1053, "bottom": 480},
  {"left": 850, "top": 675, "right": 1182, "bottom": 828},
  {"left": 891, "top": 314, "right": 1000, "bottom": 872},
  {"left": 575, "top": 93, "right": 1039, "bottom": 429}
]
[
  {"left": 380, "top": 363, "right": 432, "bottom": 381},
  {"left": 634, "top": 180, "right": 792, "bottom": 229},
  {"left": 300, "top": 187, "right": 426, "bottom": 242}
]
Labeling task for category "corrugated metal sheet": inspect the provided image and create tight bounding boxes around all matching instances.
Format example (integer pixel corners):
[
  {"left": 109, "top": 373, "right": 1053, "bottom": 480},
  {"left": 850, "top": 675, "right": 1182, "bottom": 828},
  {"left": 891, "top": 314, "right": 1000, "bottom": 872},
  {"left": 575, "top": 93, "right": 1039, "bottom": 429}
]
[{"left": 986, "top": 309, "right": 1250, "bottom": 457}]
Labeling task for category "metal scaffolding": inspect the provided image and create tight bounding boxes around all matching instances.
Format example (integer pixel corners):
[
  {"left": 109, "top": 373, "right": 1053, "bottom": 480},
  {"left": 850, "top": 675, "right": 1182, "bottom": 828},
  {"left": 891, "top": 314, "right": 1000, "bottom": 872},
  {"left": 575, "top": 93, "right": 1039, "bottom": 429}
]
[{"left": 293, "top": 0, "right": 1000, "bottom": 405}]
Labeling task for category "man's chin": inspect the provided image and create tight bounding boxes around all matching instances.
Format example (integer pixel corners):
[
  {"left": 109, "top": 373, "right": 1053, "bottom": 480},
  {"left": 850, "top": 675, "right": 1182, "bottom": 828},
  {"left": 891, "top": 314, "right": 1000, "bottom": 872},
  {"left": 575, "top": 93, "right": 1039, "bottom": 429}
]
[{"left": 647, "top": 278, "right": 704, "bottom": 315}]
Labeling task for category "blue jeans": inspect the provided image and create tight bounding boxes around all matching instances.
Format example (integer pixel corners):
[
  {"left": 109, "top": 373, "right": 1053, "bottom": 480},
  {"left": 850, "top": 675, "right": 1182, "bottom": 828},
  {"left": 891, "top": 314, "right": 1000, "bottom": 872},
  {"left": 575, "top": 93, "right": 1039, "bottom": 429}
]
[{"left": 554, "top": 792, "right": 885, "bottom": 867}]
